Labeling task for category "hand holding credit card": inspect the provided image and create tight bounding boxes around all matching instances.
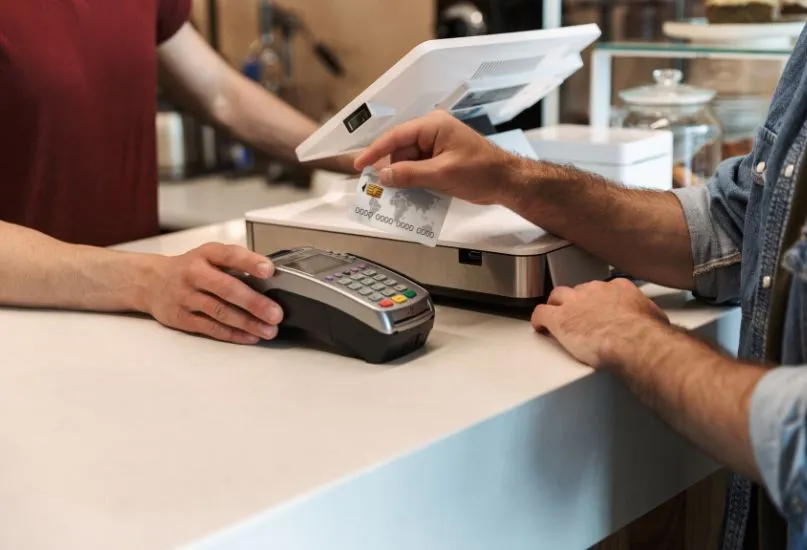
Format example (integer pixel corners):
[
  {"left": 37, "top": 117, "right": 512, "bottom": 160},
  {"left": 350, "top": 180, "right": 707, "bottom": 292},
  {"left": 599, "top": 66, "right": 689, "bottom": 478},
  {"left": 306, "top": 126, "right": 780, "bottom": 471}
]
[
  {"left": 347, "top": 110, "right": 539, "bottom": 247},
  {"left": 348, "top": 167, "right": 452, "bottom": 247}
]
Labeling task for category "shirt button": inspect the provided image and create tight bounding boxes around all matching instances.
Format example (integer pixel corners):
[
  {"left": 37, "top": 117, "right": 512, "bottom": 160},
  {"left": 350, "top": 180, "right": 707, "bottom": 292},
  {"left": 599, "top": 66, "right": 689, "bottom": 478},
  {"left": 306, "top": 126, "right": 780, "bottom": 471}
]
[
  {"left": 791, "top": 496, "right": 805, "bottom": 515},
  {"left": 756, "top": 161, "right": 766, "bottom": 174},
  {"left": 762, "top": 275, "right": 772, "bottom": 289},
  {"left": 785, "top": 164, "right": 795, "bottom": 178}
]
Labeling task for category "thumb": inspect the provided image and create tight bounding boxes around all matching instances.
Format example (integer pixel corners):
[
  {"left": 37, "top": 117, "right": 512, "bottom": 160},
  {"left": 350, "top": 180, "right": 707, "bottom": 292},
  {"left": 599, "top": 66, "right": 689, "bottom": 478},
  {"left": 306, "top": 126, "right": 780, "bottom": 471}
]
[{"left": 380, "top": 160, "right": 439, "bottom": 189}]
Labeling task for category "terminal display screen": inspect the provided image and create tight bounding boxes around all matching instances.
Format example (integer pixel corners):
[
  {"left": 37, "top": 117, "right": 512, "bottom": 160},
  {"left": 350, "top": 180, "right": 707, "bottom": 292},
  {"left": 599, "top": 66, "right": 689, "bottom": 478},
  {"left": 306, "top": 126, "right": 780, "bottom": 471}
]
[
  {"left": 286, "top": 254, "right": 350, "bottom": 275},
  {"left": 452, "top": 84, "right": 528, "bottom": 111}
]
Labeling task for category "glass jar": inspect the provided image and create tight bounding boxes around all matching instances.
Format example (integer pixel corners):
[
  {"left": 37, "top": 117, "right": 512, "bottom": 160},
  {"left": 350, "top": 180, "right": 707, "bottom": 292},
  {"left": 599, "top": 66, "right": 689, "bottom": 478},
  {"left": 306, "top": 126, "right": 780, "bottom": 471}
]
[{"left": 617, "top": 69, "right": 723, "bottom": 188}]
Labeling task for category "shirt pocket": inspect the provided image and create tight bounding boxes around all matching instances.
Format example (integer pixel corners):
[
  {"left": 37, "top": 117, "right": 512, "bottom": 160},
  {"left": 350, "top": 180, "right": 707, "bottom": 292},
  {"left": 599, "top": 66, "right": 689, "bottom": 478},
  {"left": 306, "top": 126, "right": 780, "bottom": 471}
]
[{"left": 749, "top": 125, "right": 778, "bottom": 187}]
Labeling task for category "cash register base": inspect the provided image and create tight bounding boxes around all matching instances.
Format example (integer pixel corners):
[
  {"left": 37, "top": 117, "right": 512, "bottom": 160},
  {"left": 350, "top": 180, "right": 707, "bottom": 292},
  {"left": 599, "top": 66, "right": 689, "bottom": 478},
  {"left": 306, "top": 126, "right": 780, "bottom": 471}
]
[{"left": 247, "top": 218, "right": 611, "bottom": 310}]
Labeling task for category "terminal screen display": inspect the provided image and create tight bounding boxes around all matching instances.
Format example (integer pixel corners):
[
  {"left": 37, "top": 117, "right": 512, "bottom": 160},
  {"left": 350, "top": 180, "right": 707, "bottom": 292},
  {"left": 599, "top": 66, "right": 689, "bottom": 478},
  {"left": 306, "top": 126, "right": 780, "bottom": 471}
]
[
  {"left": 286, "top": 254, "right": 350, "bottom": 275},
  {"left": 452, "top": 84, "right": 528, "bottom": 111}
]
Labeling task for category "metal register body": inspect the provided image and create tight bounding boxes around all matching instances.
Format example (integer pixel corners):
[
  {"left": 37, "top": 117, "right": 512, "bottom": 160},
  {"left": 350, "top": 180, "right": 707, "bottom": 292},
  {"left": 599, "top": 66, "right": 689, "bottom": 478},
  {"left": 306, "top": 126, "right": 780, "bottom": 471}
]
[{"left": 245, "top": 195, "right": 610, "bottom": 307}]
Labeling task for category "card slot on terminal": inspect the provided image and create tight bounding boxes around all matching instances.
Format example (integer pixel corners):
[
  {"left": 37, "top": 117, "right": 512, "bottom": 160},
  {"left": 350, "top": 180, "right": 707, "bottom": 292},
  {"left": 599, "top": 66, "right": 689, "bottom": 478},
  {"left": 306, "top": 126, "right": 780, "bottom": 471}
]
[{"left": 391, "top": 306, "right": 434, "bottom": 328}]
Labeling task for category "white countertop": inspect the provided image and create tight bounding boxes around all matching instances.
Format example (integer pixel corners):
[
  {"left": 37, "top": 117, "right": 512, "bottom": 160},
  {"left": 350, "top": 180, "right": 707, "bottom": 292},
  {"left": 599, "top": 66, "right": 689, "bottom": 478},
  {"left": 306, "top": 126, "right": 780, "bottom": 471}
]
[
  {"left": 158, "top": 171, "right": 354, "bottom": 230},
  {"left": 0, "top": 221, "right": 742, "bottom": 550}
]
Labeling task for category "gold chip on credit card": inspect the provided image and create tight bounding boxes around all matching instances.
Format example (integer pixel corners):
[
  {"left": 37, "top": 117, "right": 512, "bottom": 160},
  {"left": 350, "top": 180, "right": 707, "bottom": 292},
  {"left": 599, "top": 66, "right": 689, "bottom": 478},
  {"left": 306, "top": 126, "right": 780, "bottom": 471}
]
[{"left": 363, "top": 183, "right": 384, "bottom": 199}]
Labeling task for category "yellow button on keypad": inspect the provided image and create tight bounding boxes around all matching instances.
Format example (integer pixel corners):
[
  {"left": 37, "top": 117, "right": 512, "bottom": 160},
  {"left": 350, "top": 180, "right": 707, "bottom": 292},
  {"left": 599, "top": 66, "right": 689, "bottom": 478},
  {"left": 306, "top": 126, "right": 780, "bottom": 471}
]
[{"left": 391, "top": 295, "right": 407, "bottom": 304}]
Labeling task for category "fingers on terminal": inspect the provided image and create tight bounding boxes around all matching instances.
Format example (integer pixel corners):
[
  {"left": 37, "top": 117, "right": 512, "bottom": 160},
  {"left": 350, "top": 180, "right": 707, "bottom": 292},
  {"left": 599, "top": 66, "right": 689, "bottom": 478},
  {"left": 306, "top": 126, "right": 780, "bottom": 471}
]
[
  {"left": 198, "top": 243, "right": 272, "bottom": 279},
  {"left": 195, "top": 267, "right": 280, "bottom": 326},
  {"left": 185, "top": 311, "right": 259, "bottom": 345},
  {"left": 194, "top": 294, "right": 251, "bottom": 333}
]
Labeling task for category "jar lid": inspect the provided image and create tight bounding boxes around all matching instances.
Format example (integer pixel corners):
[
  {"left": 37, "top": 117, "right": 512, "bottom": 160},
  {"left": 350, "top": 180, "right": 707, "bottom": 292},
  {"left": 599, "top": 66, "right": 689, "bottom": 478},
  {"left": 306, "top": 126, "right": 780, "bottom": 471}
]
[{"left": 618, "top": 69, "right": 716, "bottom": 107}]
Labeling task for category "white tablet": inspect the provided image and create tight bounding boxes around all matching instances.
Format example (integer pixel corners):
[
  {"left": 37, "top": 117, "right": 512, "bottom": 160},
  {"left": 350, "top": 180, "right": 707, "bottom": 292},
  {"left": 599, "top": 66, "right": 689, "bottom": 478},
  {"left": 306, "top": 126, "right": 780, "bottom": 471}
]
[{"left": 295, "top": 24, "right": 601, "bottom": 162}]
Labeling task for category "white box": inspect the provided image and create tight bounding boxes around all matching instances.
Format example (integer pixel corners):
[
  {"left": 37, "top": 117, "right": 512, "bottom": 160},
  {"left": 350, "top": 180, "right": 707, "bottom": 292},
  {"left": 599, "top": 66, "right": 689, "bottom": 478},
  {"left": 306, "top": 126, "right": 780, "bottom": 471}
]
[{"left": 523, "top": 125, "right": 673, "bottom": 191}]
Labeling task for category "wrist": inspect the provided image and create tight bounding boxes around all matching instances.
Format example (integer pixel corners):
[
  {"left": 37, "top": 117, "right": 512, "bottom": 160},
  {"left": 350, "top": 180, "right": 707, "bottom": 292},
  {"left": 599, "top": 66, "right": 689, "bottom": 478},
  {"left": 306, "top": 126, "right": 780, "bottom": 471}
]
[
  {"left": 496, "top": 153, "right": 536, "bottom": 210},
  {"left": 598, "top": 315, "right": 673, "bottom": 373},
  {"left": 123, "top": 253, "right": 167, "bottom": 314}
]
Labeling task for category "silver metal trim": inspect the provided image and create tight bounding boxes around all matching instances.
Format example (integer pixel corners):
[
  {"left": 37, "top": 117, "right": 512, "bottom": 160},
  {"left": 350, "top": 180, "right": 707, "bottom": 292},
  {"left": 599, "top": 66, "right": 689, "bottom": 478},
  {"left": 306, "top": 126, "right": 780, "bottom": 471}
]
[
  {"left": 545, "top": 246, "right": 612, "bottom": 288},
  {"left": 247, "top": 222, "right": 549, "bottom": 299}
]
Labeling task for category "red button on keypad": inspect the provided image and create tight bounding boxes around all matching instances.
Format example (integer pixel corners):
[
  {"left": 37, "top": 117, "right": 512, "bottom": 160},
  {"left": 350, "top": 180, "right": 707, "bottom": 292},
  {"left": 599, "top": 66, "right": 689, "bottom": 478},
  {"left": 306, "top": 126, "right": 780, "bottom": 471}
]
[{"left": 379, "top": 299, "right": 394, "bottom": 308}]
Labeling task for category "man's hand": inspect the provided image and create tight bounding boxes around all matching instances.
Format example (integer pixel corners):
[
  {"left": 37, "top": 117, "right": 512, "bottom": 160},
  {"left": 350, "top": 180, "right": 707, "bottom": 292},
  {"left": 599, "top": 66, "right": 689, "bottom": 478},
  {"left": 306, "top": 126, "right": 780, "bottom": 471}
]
[
  {"left": 533, "top": 279, "right": 768, "bottom": 484},
  {"left": 354, "top": 110, "right": 696, "bottom": 292},
  {"left": 143, "top": 243, "right": 283, "bottom": 345},
  {"left": 354, "top": 110, "right": 519, "bottom": 205},
  {"left": 531, "top": 279, "right": 669, "bottom": 368}
]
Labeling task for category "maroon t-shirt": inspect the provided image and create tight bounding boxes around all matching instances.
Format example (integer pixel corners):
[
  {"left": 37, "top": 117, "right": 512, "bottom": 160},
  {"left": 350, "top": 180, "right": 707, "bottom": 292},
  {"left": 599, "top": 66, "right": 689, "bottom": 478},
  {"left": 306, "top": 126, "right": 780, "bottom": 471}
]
[{"left": 0, "top": 0, "right": 190, "bottom": 246}]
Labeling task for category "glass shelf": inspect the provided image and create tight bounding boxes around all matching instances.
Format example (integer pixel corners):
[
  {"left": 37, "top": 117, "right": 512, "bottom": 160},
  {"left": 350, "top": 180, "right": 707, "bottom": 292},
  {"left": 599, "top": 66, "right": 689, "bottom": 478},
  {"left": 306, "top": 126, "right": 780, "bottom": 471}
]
[
  {"left": 589, "top": 40, "right": 794, "bottom": 127},
  {"left": 595, "top": 41, "right": 793, "bottom": 57}
]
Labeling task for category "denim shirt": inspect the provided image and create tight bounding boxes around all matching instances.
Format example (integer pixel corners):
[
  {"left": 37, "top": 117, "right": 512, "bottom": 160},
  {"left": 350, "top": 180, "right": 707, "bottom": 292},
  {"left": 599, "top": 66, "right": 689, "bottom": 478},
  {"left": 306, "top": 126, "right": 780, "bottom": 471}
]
[{"left": 670, "top": 26, "right": 807, "bottom": 550}]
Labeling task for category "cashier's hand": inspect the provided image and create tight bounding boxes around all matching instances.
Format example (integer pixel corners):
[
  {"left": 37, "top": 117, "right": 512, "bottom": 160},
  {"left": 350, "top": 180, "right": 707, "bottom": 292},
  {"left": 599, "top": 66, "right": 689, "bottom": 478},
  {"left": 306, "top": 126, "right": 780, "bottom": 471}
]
[
  {"left": 531, "top": 279, "right": 669, "bottom": 369},
  {"left": 144, "top": 243, "right": 283, "bottom": 345},
  {"left": 354, "top": 110, "right": 518, "bottom": 205}
]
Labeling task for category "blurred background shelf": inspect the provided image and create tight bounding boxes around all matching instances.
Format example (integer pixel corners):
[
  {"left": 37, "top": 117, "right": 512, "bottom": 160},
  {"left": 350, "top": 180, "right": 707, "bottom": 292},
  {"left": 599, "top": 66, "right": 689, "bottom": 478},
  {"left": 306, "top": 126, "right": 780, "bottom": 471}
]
[
  {"left": 159, "top": 0, "right": 803, "bottom": 231},
  {"left": 663, "top": 17, "right": 805, "bottom": 45},
  {"left": 594, "top": 41, "right": 794, "bottom": 56},
  {"left": 589, "top": 40, "right": 794, "bottom": 128}
]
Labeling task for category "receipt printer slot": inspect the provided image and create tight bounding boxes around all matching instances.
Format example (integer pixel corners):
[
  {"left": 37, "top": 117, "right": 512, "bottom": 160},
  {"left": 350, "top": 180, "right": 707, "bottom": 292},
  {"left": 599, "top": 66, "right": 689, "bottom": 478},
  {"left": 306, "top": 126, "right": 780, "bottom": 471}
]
[{"left": 459, "top": 249, "right": 483, "bottom": 266}]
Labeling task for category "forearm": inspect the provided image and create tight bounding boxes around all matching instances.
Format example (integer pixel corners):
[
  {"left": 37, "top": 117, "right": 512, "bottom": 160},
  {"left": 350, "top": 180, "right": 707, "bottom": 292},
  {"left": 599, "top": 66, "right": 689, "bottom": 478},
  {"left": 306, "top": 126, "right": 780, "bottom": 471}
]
[
  {"left": 0, "top": 221, "right": 157, "bottom": 312},
  {"left": 605, "top": 317, "right": 765, "bottom": 480},
  {"left": 214, "top": 76, "right": 356, "bottom": 174},
  {"left": 500, "top": 157, "right": 694, "bottom": 289},
  {"left": 158, "top": 25, "right": 355, "bottom": 175}
]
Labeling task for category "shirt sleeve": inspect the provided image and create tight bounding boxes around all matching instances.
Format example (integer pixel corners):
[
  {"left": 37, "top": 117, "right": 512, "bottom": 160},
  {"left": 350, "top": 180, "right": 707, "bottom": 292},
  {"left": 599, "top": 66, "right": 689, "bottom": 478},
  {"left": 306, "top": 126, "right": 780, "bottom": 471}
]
[
  {"left": 750, "top": 366, "right": 807, "bottom": 532},
  {"left": 157, "top": 0, "right": 191, "bottom": 45},
  {"left": 670, "top": 155, "right": 747, "bottom": 305}
]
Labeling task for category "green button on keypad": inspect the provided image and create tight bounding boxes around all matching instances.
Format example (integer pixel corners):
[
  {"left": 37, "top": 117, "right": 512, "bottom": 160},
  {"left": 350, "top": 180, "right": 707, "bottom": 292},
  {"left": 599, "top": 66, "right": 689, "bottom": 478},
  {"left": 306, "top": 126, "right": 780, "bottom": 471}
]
[{"left": 403, "top": 289, "right": 416, "bottom": 298}]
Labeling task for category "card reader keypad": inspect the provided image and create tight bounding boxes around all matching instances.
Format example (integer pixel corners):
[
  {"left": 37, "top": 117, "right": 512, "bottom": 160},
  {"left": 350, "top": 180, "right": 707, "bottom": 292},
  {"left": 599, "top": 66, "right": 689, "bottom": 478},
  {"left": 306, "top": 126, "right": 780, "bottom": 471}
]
[{"left": 322, "top": 262, "right": 417, "bottom": 308}]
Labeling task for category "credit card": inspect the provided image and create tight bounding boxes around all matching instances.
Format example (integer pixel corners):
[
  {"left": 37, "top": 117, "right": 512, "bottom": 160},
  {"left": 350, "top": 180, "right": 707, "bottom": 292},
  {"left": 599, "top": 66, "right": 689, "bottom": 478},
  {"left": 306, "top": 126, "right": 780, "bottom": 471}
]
[{"left": 348, "top": 167, "right": 451, "bottom": 247}]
